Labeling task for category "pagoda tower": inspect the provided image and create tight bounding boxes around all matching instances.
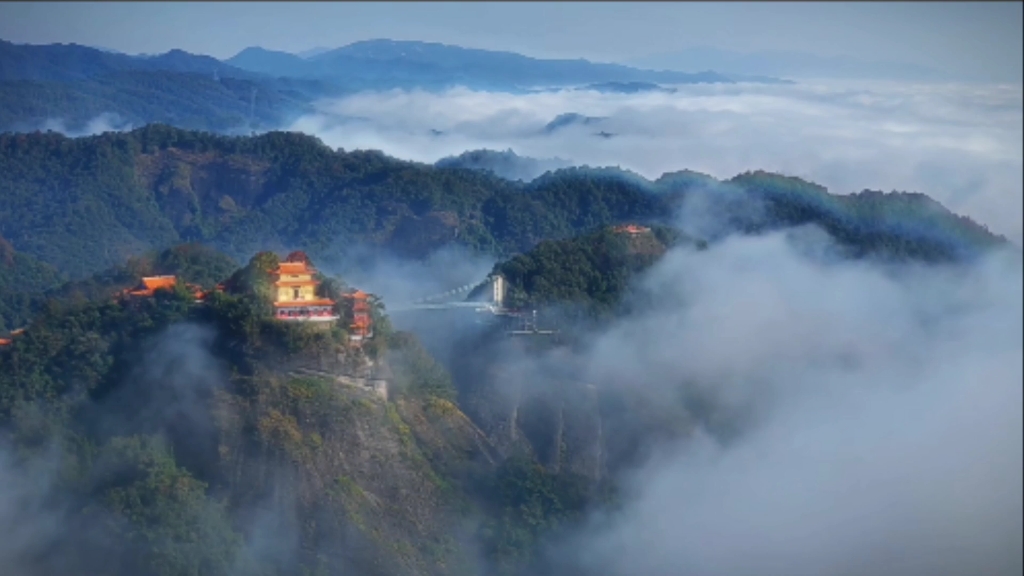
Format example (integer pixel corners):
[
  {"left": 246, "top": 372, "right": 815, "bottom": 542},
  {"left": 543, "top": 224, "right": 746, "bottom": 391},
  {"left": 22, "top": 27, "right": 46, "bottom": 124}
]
[
  {"left": 342, "top": 290, "right": 374, "bottom": 342},
  {"left": 271, "top": 252, "right": 339, "bottom": 322}
]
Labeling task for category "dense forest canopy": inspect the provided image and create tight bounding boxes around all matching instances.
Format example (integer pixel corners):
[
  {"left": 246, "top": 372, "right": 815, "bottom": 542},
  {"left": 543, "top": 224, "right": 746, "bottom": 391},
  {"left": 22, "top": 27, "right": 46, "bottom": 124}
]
[
  {"left": 0, "top": 245, "right": 615, "bottom": 576},
  {"left": 0, "top": 23, "right": 1018, "bottom": 576},
  {"left": 0, "top": 126, "right": 1005, "bottom": 286}
]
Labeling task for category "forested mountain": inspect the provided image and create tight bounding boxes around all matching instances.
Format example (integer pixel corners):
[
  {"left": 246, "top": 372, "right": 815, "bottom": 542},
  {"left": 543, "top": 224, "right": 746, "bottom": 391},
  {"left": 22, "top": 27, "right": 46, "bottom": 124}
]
[
  {"left": 0, "top": 127, "right": 1013, "bottom": 576},
  {"left": 0, "top": 38, "right": 788, "bottom": 135},
  {"left": 0, "top": 40, "right": 334, "bottom": 133},
  {"left": 434, "top": 149, "right": 573, "bottom": 182},
  {"left": 492, "top": 225, "right": 694, "bottom": 317},
  {"left": 0, "top": 126, "right": 680, "bottom": 283},
  {"left": 0, "top": 245, "right": 623, "bottom": 576},
  {"left": 225, "top": 39, "right": 744, "bottom": 89},
  {"left": 0, "top": 125, "right": 1005, "bottom": 289},
  {"left": 0, "top": 39, "right": 256, "bottom": 82},
  {"left": 0, "top": 236, "right": 63, "bottom": 332}
]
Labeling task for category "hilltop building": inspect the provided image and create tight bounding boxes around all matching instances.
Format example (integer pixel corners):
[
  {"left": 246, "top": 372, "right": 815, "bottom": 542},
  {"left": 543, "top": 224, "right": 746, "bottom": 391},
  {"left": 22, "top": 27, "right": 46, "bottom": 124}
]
[
  {"left": 0, "top": 328, "right": 26, "bottom": 347},
  {"left": 78, "top": 251, "right": 374, "bottom": 342},
  {"left": 271, "top": 252, "right": 339, "bottom": 322},
  {"left": 120, "top": 276, "right": 206, "bottom": 301},
  {"left": 612, "top": 224, "right": 650, "bottom": 235},
  {"left": 124, "top": 275, "right": 176, "bottom": 297}
]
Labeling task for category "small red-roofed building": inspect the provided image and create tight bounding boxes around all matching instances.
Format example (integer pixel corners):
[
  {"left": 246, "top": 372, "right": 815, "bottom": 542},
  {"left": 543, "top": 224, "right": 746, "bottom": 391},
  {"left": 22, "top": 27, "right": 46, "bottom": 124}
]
[
  {"left": 120, "top": 276, "right": 206, "bottom": 302},
  {"left": 125, "top": 275, "right": 178, "bottom": 297},
  {"left": 0, "top": 328, "right": 25, "bottom": 347},
  {"left": 612, "top": 224, "right": 651, "bottom": 235}
]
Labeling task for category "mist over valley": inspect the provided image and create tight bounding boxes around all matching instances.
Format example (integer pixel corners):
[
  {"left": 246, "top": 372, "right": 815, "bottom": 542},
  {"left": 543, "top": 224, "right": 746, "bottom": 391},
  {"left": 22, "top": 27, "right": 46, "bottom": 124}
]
[{"left": 0, "top": 3, "right": 1021, "bottom": 576}]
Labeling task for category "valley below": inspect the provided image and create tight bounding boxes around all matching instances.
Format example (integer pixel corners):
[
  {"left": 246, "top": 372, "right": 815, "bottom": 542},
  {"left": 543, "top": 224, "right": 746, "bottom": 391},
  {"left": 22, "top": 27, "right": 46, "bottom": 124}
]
[{"left": 0, "top": 12, "right": 1021, "bottom": 576}]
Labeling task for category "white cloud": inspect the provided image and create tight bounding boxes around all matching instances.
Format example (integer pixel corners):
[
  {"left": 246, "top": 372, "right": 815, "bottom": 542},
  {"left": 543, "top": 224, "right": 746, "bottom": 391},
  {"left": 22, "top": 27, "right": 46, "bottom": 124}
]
[
  {"left": 550, "top": 229, "right": 1024, "bottom": 576},
  {"left": 288, "top": 80, "right": 1024, "bottom": 243},
  {"left": 40, "top": 112, "right": 133, "bottom": 137}
]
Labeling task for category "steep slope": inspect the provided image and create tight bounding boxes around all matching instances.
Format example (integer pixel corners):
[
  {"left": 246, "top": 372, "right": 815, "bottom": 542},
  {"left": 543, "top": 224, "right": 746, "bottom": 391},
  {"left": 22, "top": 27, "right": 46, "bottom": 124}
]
[{"left": 0, "top": 251, "right": 504, "bottom": 576}]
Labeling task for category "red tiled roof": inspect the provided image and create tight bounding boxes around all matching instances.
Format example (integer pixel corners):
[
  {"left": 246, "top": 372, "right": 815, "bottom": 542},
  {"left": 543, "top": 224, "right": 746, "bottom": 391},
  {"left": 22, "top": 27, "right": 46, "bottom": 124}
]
[
  {"left": 276, "top": 262, "right": 312, "bottom": 275},
  {"left": 141, "top": 276, "right": 178, "bottom": 291},
  {"left": 122, "top": 275, "right": 179, "bottom": 297}
]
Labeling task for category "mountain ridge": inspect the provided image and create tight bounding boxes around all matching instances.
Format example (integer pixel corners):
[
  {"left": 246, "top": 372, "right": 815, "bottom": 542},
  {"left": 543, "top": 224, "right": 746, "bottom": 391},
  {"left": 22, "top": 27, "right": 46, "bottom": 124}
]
[
  {"left": 223, "top": 38, "right": 778, "bottom": 87},
  {"left": 0, "top": 38, "right": 790, "bottom": 134},
  {"left": 0, "top": 125, "right": 1006, "bottom": 319}
]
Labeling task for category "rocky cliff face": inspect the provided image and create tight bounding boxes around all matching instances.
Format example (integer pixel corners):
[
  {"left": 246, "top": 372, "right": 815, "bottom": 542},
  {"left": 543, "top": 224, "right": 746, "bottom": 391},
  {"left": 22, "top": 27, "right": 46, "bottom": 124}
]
[
  {"left": 450, "top": 333, "right": 700, "bottom": 487},
  {"left": 209, "top": 352, "right": 498, "bottom": 576}
]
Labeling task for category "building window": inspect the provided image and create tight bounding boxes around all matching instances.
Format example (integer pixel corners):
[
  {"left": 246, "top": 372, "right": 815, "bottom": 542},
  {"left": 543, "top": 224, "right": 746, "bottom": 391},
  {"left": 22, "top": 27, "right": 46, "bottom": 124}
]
[{"left": 293, "top": 288, "right": 300, "bottom": 300}]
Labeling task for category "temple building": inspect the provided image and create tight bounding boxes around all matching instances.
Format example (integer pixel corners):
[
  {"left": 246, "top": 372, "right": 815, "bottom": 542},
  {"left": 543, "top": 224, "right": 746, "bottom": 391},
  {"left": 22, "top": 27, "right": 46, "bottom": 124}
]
[
  {"left": 0, "top": 328, "right": 25, "bottom": 347},
  {"left": 612, "top": 224, "right": 651, "bottom": 235},
  {"left": 124, "top": 275, "right": 178, "bottom": 297},
  {"left": 343, "top": 290, "right": 373, "bottom": 342},
  {"left": 120, "top": 276, "right": 206, "bottom": 302},
  {"left": 272, "top": 252, "right": 339, "bottom": 322}
]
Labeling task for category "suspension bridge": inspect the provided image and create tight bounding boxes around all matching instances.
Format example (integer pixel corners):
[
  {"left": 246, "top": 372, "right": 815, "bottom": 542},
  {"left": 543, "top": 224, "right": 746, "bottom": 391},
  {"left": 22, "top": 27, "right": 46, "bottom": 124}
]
[
  {"left": 388, "top": 274, "right": 509, "bottom": 314},
  {"left": 387, "top": 274, "right": 556, "bottom": 336}
]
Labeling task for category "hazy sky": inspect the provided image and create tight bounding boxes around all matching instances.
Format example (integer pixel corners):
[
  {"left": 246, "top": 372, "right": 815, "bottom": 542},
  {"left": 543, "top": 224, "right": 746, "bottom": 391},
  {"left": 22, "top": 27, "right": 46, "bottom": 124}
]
[{"left": 0, "top": 2, "right": 1021, "bottom": 82}]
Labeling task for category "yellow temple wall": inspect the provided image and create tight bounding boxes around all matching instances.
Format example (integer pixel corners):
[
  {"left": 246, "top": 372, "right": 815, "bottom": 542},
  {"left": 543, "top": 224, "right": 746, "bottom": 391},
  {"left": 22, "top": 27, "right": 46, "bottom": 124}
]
[{"left": 276, "top": 284, "right": 317, "bottom": 302}]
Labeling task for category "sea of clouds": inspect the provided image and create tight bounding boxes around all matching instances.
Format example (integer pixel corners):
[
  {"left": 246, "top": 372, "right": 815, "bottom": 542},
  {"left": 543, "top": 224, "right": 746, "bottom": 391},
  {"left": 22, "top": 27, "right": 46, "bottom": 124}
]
[
  {"left": 289, "top": 80, "right": 1024, "bottom": 244},
  {"left": 532, "top": 226, "right": 1023, "bottom": 576},
  {"left": 17, "top": 76, "right": 1023, "bottom": 575}
]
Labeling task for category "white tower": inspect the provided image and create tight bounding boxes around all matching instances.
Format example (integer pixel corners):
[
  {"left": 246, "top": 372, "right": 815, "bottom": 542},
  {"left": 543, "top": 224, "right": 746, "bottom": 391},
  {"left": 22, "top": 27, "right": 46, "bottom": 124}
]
[{"left": 490, "top": 274, "right": 506, "bottom": 308}]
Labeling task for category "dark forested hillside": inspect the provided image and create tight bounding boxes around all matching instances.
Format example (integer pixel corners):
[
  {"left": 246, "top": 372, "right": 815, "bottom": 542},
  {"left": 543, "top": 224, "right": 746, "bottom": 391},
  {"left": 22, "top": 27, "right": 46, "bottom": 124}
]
[
  {"left": 0, "top": 126, "right": 680, "bottom": 281},
  {"left": 493, "top": 225, "right": 695, "bottom": 317},
  {"left": 0, "top": 247, "right": 614, "bottom": 576},
  {"left": 0, "top": 236, "right": 63, "bottom": 332},
  {"left": 0, "top": 40, "right": 332, "bottom": 133},
  {"left": 0, "top": 243, "right": 237, "bottom": 334},
  {"left": 0, "top": 126, "right": 1008, "bottom": 310},
  {"left": 0, "top": 72, "right": 319, "bottom": 134}
]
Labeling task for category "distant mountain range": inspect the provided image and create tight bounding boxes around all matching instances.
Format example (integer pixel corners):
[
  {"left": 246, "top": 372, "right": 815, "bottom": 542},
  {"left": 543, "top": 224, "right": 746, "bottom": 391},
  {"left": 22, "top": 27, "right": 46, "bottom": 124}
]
[
  {"left": 0, "top": 38, "right": 790, "bottom": 134},
  {"left": 224, "top": 39, "right": 758, "bottom": 90},
  {"left": 0, "top": 39, "right": 336, "bottom": 134},
  {"left": 626, "top": 46, "right": 953, "bottom": 82}
]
